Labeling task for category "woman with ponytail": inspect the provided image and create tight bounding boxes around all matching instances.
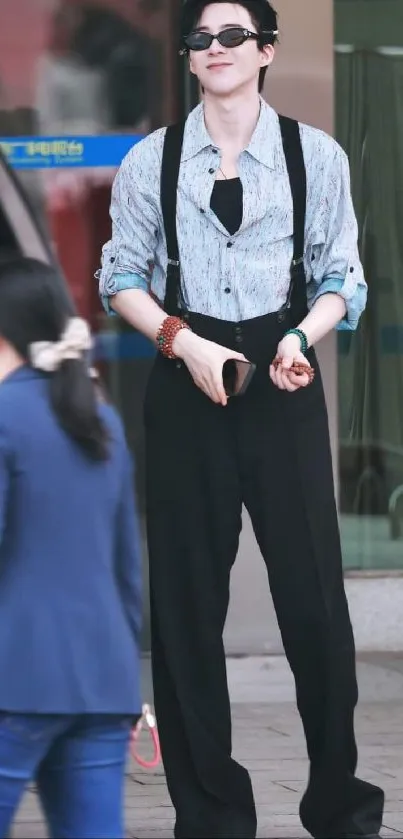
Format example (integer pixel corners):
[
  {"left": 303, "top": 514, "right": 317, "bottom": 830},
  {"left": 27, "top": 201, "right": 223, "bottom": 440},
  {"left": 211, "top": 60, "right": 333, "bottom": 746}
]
[{"left": 0, "top": 257, "right": 142, "bottom": 839}]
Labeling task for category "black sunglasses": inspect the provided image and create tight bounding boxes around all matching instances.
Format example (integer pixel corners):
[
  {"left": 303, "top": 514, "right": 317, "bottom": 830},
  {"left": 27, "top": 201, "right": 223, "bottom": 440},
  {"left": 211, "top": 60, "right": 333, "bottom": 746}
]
[{"left": 180, "top": 26, "right": 277, "bottom": 54}]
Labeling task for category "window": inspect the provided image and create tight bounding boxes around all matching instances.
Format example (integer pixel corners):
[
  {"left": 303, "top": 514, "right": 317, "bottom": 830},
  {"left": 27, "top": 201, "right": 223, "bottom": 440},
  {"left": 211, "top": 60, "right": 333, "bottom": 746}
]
[{"left": 335, "top": 0, "right": 403, "bottom": 569}]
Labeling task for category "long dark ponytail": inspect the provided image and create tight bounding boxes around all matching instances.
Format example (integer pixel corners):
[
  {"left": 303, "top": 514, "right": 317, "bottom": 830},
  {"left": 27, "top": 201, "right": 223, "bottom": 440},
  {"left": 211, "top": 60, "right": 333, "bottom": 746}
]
[{"left": 0, "top": 257, "right": 109, "bottom": 461}]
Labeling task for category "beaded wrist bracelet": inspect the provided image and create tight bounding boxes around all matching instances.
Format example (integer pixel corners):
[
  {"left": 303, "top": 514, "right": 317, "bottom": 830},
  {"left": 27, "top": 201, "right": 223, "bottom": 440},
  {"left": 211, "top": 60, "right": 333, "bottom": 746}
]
[
  {"left": 156, "top": 316, "right": 191, "bottom": 359},
  {"left": 273, "top": 357, "right": 315, "bottom": 385},
  {"left": 284, "top": 328, "right": 309, "bottom": 355}
]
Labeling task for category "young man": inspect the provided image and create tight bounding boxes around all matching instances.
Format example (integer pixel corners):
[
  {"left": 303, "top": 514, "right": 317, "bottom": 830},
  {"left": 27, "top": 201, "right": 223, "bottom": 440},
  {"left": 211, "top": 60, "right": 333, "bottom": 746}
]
[{"left": 98, "top": 2, "right": 384, "bottom": 837}]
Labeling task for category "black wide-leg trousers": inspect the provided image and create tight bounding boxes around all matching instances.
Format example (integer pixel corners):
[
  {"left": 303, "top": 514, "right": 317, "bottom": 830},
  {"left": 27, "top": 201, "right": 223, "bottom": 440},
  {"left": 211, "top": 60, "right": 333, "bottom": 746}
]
[{"left": 144, "top": 311, "right": 384, "bottom": 839}]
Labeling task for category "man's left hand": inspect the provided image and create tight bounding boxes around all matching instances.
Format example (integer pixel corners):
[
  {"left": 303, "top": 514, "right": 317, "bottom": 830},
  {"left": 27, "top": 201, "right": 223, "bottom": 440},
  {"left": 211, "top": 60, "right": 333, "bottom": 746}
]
[{"left": 270, "top": 334, "right": 311, "bottom": 391}]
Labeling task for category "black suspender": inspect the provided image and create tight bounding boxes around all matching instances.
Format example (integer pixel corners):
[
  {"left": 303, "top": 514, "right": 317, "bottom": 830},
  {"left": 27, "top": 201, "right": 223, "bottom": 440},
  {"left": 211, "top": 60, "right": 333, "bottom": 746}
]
[
  {"left": 160, "top": 121, "right": 185, "bottom": 316},
  {"left": 278, "top": 115, "right": 308, "bottom": 320},
  {"left": 161, "top": 114, "right": 308, "bottom": 320}
]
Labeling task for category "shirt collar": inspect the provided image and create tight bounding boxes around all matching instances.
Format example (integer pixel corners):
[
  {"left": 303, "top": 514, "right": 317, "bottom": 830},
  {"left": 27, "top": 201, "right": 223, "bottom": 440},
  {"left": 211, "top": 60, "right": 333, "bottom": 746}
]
[{"left": 181, "top": 97, "right": 281, "bottom": 170}]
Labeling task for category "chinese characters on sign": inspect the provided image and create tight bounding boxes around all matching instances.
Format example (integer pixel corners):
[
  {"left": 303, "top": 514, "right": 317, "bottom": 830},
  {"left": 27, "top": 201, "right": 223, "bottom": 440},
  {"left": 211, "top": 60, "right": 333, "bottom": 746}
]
[{"left": 0, "top": 136, "right": 142, "bottom": 169}]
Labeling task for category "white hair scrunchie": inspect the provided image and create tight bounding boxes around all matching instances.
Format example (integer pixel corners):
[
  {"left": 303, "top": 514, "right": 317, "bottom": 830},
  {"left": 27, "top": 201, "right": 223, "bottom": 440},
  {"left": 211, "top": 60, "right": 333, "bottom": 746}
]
[{"left": 29, "top": 317, "right": 93, "bottom": 373}]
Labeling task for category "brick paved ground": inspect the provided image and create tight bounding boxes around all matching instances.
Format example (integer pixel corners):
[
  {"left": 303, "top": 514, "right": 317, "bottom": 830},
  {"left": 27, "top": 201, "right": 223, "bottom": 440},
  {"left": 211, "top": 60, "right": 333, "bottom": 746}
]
[{"left": 11, "top": 655, "right": 403, "bottom": 839}]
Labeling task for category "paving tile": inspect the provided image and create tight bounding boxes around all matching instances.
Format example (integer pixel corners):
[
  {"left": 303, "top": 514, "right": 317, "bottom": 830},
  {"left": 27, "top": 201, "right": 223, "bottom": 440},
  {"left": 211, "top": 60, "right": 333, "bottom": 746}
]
[
  {"left": 383, "top": 813, "right": 403, "bottom": 831},
  {"left": 10, "top": 656, "right": 403, "bottom": 839}
]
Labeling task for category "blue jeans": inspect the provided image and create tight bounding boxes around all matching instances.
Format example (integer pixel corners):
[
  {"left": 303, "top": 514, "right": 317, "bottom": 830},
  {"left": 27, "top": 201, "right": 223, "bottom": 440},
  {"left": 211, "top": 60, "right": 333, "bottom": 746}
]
[{"left": 0, "top": 713, "right": 132, "bottom": 839}]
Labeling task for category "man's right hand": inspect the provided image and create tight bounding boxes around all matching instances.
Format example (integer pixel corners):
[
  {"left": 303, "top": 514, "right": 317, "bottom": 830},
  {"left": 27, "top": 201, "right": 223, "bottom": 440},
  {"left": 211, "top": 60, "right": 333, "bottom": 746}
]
[{"left": 172, "top": 329, "right": 247, "bottom": 406}]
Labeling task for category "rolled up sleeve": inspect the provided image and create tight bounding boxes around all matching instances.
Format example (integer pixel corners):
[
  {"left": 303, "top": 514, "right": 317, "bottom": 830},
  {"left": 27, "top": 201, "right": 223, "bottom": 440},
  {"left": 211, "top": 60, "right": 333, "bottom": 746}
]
[
  {"left": 96, "top": 132, "right": 163, "bottom": 314},
  {"left": 306, "top": 143, "right": 367, "bottom": 331}
]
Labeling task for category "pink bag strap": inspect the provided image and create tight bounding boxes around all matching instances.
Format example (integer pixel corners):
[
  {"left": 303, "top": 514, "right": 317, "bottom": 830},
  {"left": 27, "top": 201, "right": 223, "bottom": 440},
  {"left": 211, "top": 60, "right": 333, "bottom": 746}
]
[{"left": 130, "top": 704, "right": 161, "bottom": 769}]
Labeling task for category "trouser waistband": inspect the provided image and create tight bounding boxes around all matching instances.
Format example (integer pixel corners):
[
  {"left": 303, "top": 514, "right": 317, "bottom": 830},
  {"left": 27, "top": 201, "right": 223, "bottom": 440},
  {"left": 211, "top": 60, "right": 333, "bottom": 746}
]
[{"left": 181, "top": 309, "right": 295, "bottom": 366}]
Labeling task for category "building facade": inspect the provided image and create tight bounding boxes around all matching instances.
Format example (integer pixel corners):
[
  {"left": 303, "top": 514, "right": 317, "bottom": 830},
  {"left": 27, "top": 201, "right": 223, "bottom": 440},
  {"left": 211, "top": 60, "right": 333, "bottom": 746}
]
[{"left": 1, "top": 0, "right": 402, "bottom": 650}]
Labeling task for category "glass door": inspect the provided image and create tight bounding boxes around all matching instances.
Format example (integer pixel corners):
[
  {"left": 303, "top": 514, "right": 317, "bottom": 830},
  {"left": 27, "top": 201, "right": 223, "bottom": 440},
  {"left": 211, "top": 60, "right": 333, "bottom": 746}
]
[{"left": 335, "top": 0, "right": 403, "bottom": 570}]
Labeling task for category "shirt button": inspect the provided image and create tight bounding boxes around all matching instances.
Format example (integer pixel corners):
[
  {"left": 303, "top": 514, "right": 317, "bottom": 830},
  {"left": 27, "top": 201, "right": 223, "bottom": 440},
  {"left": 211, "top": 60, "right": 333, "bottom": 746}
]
[
  {"left": 208, "top": 167, "right": 215, "bottom": 174},
  {"left": 350, "top": 266, "right": 354, "bottom": 272},
  {"left": 110, "top": 257, "right": 115, "bottom": 263},
  {"left": 200, "top": 208, "right": 205, "bottom": 214},
  {"left": 212, "top": 148, "right": 218, "bottom": 154},
  {"left": 227, "top": 242, "right": 233, "bottom": 248},
  {"left": 224, "top": 287, "right": 231, "bottom": 294}
]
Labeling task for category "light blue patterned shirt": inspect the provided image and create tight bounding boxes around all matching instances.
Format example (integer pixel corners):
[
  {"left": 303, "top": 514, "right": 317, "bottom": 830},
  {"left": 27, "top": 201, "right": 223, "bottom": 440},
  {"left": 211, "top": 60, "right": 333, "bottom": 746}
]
[{"left": 98, "top": 98, "right": 366, "bottom": 330}]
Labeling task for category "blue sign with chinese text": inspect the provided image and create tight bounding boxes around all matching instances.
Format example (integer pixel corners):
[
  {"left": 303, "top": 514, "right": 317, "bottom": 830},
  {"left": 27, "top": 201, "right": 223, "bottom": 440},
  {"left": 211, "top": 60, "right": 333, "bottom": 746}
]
[{"left": 0, "top": 135, "right": 143, "bottom": 169}]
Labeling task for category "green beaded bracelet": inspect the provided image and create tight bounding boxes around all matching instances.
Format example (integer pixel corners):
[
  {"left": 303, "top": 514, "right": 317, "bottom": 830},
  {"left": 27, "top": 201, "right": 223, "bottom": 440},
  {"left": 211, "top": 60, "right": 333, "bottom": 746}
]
[{"left": 284, "top": 328, "right": 308, "bottom": 355}]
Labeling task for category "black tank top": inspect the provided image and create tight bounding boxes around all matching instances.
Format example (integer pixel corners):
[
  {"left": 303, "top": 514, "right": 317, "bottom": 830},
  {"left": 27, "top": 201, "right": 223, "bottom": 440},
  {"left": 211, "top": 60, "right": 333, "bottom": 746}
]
[{"left": 210, "top": 178, "right": 243, "bottom": 236}]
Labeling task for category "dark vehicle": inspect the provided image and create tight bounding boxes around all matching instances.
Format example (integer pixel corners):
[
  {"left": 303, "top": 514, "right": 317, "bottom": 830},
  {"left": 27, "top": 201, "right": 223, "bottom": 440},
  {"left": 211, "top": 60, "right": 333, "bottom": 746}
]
[{"left": 0, "top": 148, "right": 53, "bottom": 264}]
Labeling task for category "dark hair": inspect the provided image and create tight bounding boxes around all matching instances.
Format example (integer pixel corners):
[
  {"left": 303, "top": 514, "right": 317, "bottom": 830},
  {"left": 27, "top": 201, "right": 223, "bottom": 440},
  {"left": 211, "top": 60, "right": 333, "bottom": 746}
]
[
  {"left": 180, "top": 0, "right": 278, "bottom": 93},
  {"left": 0, "top": 257, "right": 109, "bottom": 461}
]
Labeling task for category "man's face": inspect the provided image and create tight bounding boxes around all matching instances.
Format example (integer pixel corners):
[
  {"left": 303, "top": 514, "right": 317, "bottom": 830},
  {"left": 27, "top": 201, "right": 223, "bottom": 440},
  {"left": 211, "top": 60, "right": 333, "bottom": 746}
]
[{"left": 188, "top": 2, "right": 274, "bottom": 97}]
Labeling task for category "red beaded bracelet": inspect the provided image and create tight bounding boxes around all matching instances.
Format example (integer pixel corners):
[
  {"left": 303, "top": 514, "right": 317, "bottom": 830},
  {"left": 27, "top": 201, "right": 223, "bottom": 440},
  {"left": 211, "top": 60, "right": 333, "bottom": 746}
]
[
  {"left": 156, "top": 316, "right": 191, "bottom": 359},
  {"left": 273, "top": 356, "right": 315, "bottom": 385}
]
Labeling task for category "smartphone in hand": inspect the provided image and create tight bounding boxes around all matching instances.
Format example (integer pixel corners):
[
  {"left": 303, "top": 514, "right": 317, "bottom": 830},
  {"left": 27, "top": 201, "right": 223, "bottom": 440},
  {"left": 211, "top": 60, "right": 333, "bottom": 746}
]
[{"left": 223, "top": 359, "right": 256, "bottom": 397}]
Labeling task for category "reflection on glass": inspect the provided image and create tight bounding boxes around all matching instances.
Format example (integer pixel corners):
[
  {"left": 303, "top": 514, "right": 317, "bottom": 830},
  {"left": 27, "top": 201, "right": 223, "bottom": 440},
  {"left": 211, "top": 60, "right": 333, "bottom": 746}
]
[
  {"left": 0, "top": 0, "right": 177, "bottom": 311},
  {"left": 335, "top": 2, "right": 403, "bottom": 570},
  {"left": 36, "top": 3, "right": 153, "bottom": 136}
]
